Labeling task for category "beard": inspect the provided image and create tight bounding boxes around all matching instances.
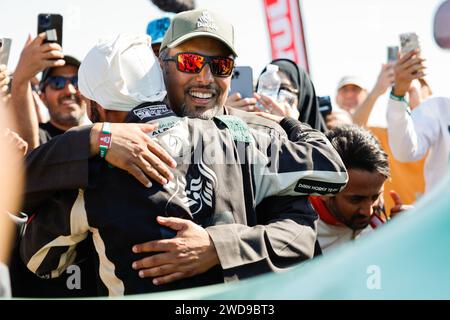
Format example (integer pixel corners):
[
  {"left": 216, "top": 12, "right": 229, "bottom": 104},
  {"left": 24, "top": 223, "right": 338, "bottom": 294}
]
[
  {"left": 346, "top": 214, "right": 371, "bottom": 230},
  {"left": 177, "top": 103, "right": 222, "bottom": 120},
  {"left": 327, "top": 197, "right": 370, "bottom": 231},
  {"left": 49, "top": 94, "right": 85, "bottom": 128}
]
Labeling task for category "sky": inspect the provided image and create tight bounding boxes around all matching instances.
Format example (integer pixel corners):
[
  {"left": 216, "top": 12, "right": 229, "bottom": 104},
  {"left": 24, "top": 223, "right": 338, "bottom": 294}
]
[{"left": 1, "top": 0, "right": 449, "bottom": 124}]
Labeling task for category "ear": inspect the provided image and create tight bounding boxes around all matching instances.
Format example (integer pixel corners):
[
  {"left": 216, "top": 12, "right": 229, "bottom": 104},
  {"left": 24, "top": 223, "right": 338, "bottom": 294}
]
[{"left": 39, "top": 91, "right": 49, "bottom": 109}]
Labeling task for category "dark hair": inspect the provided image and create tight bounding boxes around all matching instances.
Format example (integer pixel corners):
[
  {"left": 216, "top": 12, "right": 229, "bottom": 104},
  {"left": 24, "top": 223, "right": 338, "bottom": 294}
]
[
  {"left": 150, "top": 0, "right": 195, "bottom": 13},
  {"left": 326, "top": 125, "right": 390, "bottom": 178}
]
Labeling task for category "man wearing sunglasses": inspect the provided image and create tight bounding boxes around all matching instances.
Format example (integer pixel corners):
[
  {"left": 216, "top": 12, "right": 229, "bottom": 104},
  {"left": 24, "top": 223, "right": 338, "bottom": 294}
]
[
  {"left": 10, "top": 32, "right": 87, "bottom": 150},
  {"left": 131, "top": 10, "right": 346, "bottom": 286},
  {"left": 157, "top": 10, "right": 237, "bottom": 121},
  {"left": 37, "top": 56, "right": 86, "bottom": 143}
]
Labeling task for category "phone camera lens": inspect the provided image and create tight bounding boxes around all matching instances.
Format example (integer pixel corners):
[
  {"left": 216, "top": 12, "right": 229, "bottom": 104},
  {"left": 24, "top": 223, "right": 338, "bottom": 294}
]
[{"left": 39, "top": 15, "right": 51, "bottom": 27}]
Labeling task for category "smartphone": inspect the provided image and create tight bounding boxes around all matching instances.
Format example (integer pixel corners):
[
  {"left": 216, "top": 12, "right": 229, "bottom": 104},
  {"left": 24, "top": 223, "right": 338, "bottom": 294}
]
[
  {"left": 318, "top": 95, "right": 333, "bottom": 118},
  {"left": 399, "top": 32, "right": 420, "bottom": 54},
  {"left": 230, "top": 66, "right": 254, "bottom": 99},
  {"left": 0, "top": 38, "right": 12, "bottom": 66},
  {"left": 37, "top": 13, "right": 63, "bottom": 46},
  {"left": 387, "top": 46, "right": 399, "bottom": 63}
]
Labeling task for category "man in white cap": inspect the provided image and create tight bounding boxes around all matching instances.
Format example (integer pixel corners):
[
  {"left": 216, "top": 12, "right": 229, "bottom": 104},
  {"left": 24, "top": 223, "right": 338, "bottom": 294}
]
[
  {"left": 335, "top": 75, "right": 368, "bottom": 114},
  {"left": 20, "top": 30, "right": 347, "bottom": 295}
]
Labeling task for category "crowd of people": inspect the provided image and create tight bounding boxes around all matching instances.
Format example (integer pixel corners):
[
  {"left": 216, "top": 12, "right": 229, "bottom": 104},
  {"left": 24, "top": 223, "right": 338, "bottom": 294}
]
[{"left": 0, "top": 4, "right": 446, "bottom": 298}]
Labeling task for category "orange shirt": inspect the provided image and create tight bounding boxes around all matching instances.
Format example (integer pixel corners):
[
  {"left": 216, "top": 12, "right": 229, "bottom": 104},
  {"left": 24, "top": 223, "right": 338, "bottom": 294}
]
[{"left": 369, "top": 127, "right": 426, "bottom": 215}]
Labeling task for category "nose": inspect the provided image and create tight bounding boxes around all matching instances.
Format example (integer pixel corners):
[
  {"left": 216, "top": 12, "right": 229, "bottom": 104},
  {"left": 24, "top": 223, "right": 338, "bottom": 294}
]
[
  {"left": 358, "top": 201, "right": 373, "bottom": 218},
  {"left": 195, "top": 63, "right": 214, "bottom": 84},
  {"left": 65, "top": 82, "right": 78, "bottom": 95}
]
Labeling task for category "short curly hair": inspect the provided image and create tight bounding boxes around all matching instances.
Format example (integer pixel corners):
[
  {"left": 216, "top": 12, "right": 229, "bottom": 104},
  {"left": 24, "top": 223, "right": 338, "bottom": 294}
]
[{"left": 326, "top": 125, "right": 390, "bottom": 178}]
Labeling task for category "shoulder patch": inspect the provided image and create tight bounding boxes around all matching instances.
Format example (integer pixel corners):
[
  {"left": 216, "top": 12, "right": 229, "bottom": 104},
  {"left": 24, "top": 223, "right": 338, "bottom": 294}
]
[{"left": 214, "top": 115, "right": 254, "bottom": 143}]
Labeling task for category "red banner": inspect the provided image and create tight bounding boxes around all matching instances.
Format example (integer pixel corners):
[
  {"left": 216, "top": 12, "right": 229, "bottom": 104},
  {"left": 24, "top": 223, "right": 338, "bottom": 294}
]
[{"left": 263, "top": 0, "right": 310, "bottom": 73}]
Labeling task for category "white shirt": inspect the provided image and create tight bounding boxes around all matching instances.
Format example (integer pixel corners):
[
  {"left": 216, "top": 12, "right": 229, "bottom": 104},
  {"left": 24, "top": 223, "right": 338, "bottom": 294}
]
[
  {"left": 387, "top": 97, "right": 450, "bottom": 192},
  {"left": 0, "top": 263, "right": 11, "bottom": 298},
  {"left": 317, "top": 219, "right": 372, "bottom": 253}
]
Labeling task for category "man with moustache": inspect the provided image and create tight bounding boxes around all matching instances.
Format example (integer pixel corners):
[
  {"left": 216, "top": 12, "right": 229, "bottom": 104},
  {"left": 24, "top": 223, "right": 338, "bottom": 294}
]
[
  {"left": 36, "top": 55, "right": 86, "bottom": 142},
  {"left": 130, "top": 9, "right": 345, "bottom": 285},
  {"left": 309, "top": 125, "right": 411, "bottom": 253}
]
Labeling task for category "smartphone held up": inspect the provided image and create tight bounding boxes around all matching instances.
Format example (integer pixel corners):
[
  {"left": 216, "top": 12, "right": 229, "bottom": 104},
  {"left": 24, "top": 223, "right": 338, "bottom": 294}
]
[
  {"left": 0, "top": 38, "right": 12, "bottom": 67},
  {"left": 387, "top": 46, "right": 399, "bottom": 63},
  {"left": 37, "top": 13, "right": 63, "bottom": 47},
  {"left": 399, "top": 32, "right": 420, "bottom": 54}
]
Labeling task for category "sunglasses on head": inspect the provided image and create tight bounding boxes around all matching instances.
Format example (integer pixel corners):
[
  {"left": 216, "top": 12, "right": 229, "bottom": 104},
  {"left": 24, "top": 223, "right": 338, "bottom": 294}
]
[
  {"left": 45, "top": 76, "right": 78, "bottom": 90},
  {"left": 163, "top": 52, "right": 234, "bottom": 77}
]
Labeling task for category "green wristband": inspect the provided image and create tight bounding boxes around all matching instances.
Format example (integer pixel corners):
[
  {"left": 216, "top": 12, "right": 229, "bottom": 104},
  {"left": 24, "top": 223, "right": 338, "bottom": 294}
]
[
  {"left": 99, "top": 122, "right": 112, "bottom": 158},
  {"left": 390, "top": 90, "right": 406, "bottom": 102}
]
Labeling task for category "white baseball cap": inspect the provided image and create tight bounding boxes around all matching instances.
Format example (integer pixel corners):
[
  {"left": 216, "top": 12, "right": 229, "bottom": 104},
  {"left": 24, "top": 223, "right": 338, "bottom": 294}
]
[
  {"left": 78, "top": 34, "right": 167, "bottom": 112},
  {"left": 336, "top": 75, "right": 367, "bottom": 91}
]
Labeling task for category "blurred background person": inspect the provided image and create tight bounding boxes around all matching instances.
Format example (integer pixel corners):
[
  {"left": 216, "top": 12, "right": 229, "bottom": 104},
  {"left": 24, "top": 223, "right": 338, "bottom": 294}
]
[
  {"left": 347, "top": 60, "right": 430, "bottom": 213},
  {"left": 387, "top": 49, "right": 447, "bottom": 194},
  {"left": 147, "top": 15, "right": 172, "bottom": 57},
  {"left": 227, "top": 58, "right": 327, "bottom": 132},
  {"left": 335, "top": 75, "right": 368, "bottom": 115},
  {"left": 10, "top": 33, "right": 87, "bottom": 150}
]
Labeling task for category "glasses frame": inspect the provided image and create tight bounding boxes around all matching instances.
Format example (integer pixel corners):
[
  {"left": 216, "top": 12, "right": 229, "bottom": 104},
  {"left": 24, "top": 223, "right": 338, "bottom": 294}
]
[
  {"left": 45, "top": 75, "right": 78, "bottom": 90},
  {"left": 163, "top": 52, "right": 235, "bottom": 77}
]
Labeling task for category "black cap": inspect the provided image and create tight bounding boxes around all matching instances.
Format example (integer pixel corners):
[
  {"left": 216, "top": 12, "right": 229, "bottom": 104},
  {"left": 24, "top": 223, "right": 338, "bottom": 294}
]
[{"left": 39, "top": 55, "right": 81, "bottom": 91}]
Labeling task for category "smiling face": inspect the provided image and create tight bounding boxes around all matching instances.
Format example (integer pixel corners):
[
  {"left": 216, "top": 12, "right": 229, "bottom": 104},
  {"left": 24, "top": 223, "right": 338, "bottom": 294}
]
[
  {"left": 40, "top": 65, "right": 85, "bottom": 130},
  {"left": 322, "top": 169, "right": 386, "bottom": 230},
  {"left": 160, "top": 37, "right": 233, "bottom": 119}
]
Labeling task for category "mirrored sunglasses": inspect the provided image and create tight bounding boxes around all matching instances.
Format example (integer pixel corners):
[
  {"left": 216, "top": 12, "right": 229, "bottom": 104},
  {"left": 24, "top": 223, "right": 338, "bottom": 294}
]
[{"left": 163, "top": 52, "right": 234, "bottom": 77}]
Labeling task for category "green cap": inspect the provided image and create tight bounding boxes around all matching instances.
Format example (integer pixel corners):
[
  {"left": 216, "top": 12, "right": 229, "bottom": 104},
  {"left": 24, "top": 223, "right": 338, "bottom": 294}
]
[{"left": 160, "top": 9, "right": 237, "bottom": 57}]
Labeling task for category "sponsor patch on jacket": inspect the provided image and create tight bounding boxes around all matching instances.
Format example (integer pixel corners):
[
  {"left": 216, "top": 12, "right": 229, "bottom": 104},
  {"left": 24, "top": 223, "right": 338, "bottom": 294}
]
[
  {"left": 133, "top": 104, "right": 174, "bottom": 121},
  {"left": 214, "top": 115, "right": 254, "bottom": 143},
  {"left": 294, "top": 179, "right": 344, "bottom": 195}
]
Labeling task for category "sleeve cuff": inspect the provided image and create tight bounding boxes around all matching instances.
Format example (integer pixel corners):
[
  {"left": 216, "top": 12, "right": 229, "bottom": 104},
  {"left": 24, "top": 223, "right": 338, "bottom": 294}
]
[
  {"left": 206, "top": 225, "right": 241, "bottom": 270},
  {"left": 279, "top": 117, "right": 302, "bottom": 136},
  {"left": 387, "top": 98, "right": 410, "bottom": 120}
]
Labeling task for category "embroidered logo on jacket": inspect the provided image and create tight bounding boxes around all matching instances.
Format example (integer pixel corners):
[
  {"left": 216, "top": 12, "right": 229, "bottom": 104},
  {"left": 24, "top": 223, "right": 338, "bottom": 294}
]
[
  {"left": 133, "top": 104, "right": 172, "bottom": 120},
  {"left": 164, "top": 157, "right": 217, "bottom": 220}
]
